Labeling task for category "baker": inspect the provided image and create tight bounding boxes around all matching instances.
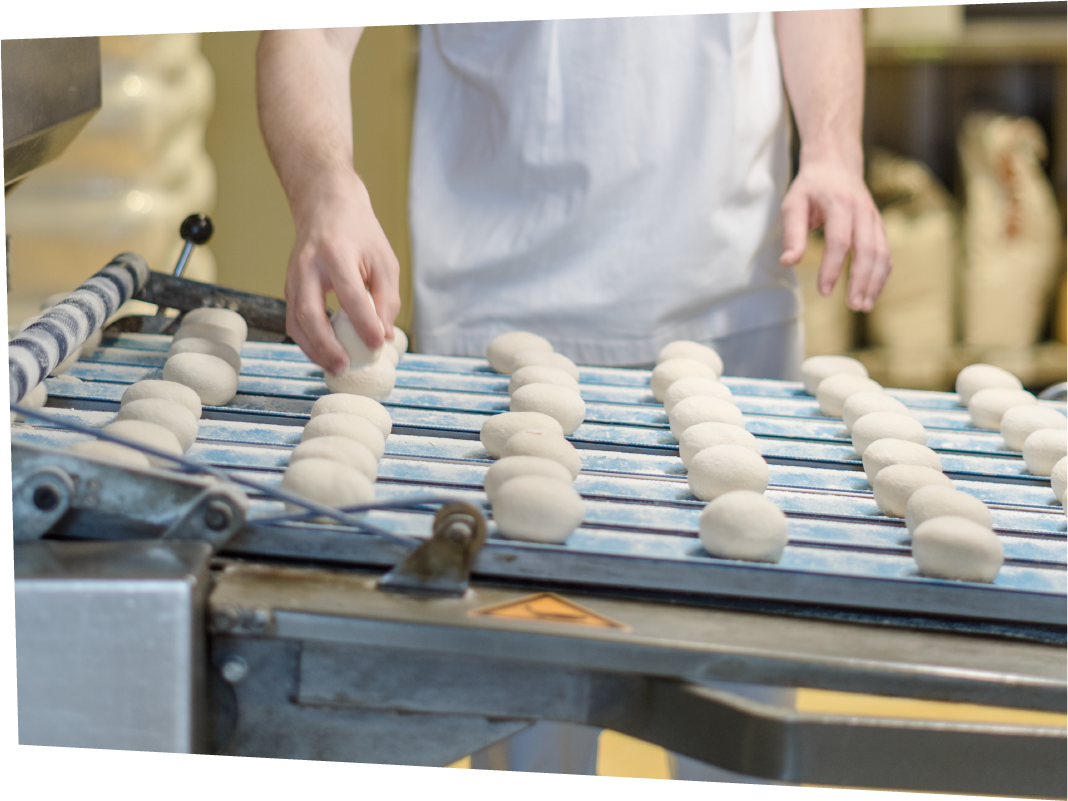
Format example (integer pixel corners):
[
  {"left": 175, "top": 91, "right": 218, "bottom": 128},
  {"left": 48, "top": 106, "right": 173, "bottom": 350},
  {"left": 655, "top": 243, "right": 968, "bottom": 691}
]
[{"left": 257, "top": 10, "right": 890, "bottom": 780}]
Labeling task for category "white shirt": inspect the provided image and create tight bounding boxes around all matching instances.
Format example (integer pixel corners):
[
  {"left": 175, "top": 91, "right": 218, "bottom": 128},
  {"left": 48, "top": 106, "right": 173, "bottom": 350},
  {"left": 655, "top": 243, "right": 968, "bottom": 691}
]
[{"left": 409, "top": 15, "right": 799, "bottom": 366}]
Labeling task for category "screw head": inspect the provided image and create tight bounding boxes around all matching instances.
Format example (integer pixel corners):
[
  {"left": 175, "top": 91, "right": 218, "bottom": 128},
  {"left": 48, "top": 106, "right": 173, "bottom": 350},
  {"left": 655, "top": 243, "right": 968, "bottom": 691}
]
[
  {"left": 205, "top": 500, "right": 232, "bottom": 531},
  {"left": 220, "top": 657, "right": 248, "bottom": 684},
  {"left": 32, "top": 484, "right": 60, "bottom": 511}
]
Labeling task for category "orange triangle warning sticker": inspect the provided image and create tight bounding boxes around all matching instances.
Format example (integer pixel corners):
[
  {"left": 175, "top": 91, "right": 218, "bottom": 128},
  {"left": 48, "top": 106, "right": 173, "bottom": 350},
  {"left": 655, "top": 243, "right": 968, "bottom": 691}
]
[{"left": 469, "top": 592, "right": 628, "bottom": 629}]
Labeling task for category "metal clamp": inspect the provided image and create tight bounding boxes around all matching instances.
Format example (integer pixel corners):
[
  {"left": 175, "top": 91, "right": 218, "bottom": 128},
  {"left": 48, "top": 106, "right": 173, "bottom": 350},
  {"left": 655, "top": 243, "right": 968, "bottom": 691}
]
[
  {"left": 13, "top": 466, "right": 75, "bottom": 540},
  {"left": 162, "top": 484, "right": 248, "bottom": 549}
]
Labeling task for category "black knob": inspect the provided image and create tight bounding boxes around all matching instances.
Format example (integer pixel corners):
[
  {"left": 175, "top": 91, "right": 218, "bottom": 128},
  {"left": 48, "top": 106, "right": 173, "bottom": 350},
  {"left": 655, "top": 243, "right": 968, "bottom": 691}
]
[{"left": 179, "top": 213, "right": 214, "bottom": 245}]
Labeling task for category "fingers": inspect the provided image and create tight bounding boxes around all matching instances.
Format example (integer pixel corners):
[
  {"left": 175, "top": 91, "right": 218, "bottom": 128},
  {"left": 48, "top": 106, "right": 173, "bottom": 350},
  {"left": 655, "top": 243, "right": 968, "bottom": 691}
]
[
  {"left": 285, "top": 251, "right": 349, "bottom": 375},
  {"left": 780, "top": 190, "right": 811, "bottom": 267},
  {"left": 334, "top": 269, "right": 385, "bottom": 352},
  {"left": 817, "top": 203, "right": 853, "bottom": 300},
  {"left": 846, "top": 206, "right": 892, "bottom": 312},
  {"left": 366, "top": 249, "right": 402, "bottom": 339}
]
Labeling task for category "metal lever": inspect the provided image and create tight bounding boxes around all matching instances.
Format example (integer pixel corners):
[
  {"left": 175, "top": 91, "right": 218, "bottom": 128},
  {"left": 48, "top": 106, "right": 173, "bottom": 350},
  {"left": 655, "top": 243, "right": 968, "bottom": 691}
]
[{"left": 155, "top": 213, "right": 214, "bottom": 317}]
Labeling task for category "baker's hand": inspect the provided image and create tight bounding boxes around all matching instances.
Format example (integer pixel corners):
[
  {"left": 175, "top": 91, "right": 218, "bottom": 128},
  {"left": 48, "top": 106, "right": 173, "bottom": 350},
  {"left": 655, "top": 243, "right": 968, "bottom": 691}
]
[
  {"left": 778, "top": 153, "right": 891, "bottom": 313},
  {"left": 284, "top": 169, "right": 401, "bottom": 375}
]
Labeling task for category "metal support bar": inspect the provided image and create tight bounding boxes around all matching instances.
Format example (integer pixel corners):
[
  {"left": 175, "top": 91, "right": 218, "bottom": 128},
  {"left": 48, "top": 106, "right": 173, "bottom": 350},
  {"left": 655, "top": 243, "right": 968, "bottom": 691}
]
[{"left": 378, "top": 501, "right": 487, "bottom": 596}]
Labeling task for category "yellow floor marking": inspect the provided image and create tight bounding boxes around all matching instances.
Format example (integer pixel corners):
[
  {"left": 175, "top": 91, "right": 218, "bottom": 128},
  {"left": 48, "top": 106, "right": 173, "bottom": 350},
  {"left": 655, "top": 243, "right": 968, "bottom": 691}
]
[
  {"left": 447, "top": 756, "right": 471, "bottom": 769},
  {"left": 468, "top": 592, "right": 629, "bottom": 629},
  {"left": 596, "top": 730, "right": 673, "bottom": 780}
]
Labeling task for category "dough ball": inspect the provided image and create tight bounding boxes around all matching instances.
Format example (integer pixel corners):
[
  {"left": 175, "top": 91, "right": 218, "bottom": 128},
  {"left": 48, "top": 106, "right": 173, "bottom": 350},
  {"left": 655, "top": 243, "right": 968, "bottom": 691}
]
[
  {"left": 1023, "top": 428, "right": 1068, "bottom": 477},
  {"left": 120, "top": 379, "right": 202, "bottom": 418},
  {"left": 851, "top": 411, "right": 927, "bottom": 456},
  {"left": 904, "top": 485, "right": 992, "bottom": 535},
  {"left": 688, "top": 444, "right": 769, "bottom": 502},
  {"left": 510, "top": 383, "right": 586, "bottom": 435},
  {"left": 310, "top": 393, "right": 392, "bottom": 438},
  {"left": 14, "top": 380, "right": 48, "bottom": 421},
  {"left": 391, "top": 326, "right": 409, "bottom": 354},
  {"left": 816, "top": 374, "right": 883, "bottom": 417},
  {"left": 68, "top": 440, "right": 152, "bottom": 469},
  {"left": 967, "top": 387, "right": 1037, "bottom": 431},
  {"left": 656, "top": 341, "right": 723, "bottom": 377},
  {"left": 699, "top": 490, "right": 788, "bottom": 563},
  {"left": 801, "top": 355, "right": 868, "bottom": 395},
  {"left": 842, "top": 391, "right": 909, "bottom": 434},
  {"left": 331, "top": 308, "right": 384, "bottom": 369},
  {"left": 872, "top": 464, "right": 954, "bottom": 518},
  {"left": 955, "top": 363, "right": 1022, "bottom": 405},
  {"left": 912, "top": 516, "right": 1003, "bottom": 583},
  {"left": 492, "top": 475, "right": 584, "bottom": 544},
  {"left": 510, "top": 349, "right": 580, "bottom": 380},
  {"left": 301, "top": 412, "right": 386, "bottom": 461},
  {"left": 116, "top": 398, "right": 199, "bottom": 452},
  {"left": 486, "top": 331, "right": 553, "bottom": 373},
  {"left": 509, "top": 365, "right": 580, "bottom": 396},
  {"left": 663, "top": 376, "right": 734, "bottom": 414},
  {"left": 181, "top": 308, "right": 248, "bottom": 343},
  {"left": 651, "top": 357, "right": 718, "bottom": 402},
  {"left": 501, "top": 430, "right": 582, "bottom": 478},
  {"left": 679, "top": 422, "right": 762, "bottom": 468},
  {"left": 101, "top": 419, "right": 182, "bottom": 467},
  {"left": 324, "top": 355, "right": 396, "bottom": 401},
  {"left": 668, "top": 395, "right": 745, "bottom": 439},
  {"left": 163, "top": 352, "right": 239, "bottom": 406},
  {"left": 483, "top": 455, "right": 574, "bottom": 501},
  {"left": 480, "top": 411, "right": 564, "bottom": 458},
  {"left": 1051, "top": 457, "right": 1067, "bottom": 504},
  {"left": 1000, "top": 405, "right": 1066, "bottom": 451},
  {"left": 173, "top": 322, "right": 244, "bottom": 354},
  {"left": 862, "top": 439, "right": 943, "bottom": 483},
  {"left": 168, "top": 336, "right": 241, "bottom": 376},
  {"left": 280, "top": 457, "right": 375, "bottom": 515},
  {"left": 381, "top": 343, "right": 400, "bottom": 367},
  {"left": 290, "top": 436, "right": 378, "bottom": 482}
]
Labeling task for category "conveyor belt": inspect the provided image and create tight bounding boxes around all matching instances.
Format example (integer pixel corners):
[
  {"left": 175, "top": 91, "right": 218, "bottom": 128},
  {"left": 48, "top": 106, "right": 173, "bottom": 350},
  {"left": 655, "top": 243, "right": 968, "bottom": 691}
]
[{"left": 14, "top": 333, "right": 1067, "bottom": 632}]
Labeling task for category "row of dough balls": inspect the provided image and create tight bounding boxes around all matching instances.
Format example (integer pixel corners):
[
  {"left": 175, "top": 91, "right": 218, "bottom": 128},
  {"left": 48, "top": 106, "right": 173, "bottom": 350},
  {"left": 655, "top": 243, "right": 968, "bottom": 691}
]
[
  {"left": 803, "top": 355, "right": 1002, "bottom": 583},
  {"left": 162, "top": 308, "right": 248, "bottom": 406},
  {"left": 323, "top": 310, "right": 407, "bottom": 401},
  {"left": 653, "top": 340, "right": 787, "bottom": 563},
  {"left": 279, "top": 393, "right": 394, "bottom": 516}
]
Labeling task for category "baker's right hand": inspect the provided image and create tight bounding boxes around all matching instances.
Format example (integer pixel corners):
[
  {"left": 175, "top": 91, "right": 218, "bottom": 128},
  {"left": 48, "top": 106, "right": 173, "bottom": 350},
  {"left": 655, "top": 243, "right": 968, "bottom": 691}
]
[{"left": 284, "top": 169, "right": 401, "bottom": 375}]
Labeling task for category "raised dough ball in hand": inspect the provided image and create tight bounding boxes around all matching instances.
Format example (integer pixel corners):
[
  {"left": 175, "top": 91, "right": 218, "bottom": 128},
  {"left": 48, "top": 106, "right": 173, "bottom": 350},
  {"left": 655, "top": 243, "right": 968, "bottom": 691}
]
[
  {"left": 509, "top": 365, "right": 580, "bottom": 396},
  {"left": 1052, "top": 457, "right": 1067, "bottom": 504},
  {"left": 492, "top": 475, "right": 585, "bottom": 544},
  {"left": 480, "top": 411, "right": 564, "bottom": 458},
  {"left": 851, "top": 411, "right": 927, "bottom": 456},
  {"left": 1000, "top": 405, "right": 1066, "bottom": 451},
  {"left": 510, "top": 383, "right": 586, "bottom": 435},
  {"left": 651, "top": 357, "right": 718, "bottom": 402},
  {"left": 501, "top": 429, "right": 582, "bottom": 478},
  {"left": 842, "top": 391, "right": 909, "bottom": 434},
  {"left": 967, "top": 387, "right": 1036, "bottom": 430},
  {"left": 121, "top": 379, "right": 202, "bottom": 418},
  {"left": 486, "top": 331, "right": 554, "bottom": 374},
  {"left": 163, "top": 352, "right": 239, "bottom": 406},
  {"left": 816, "top": 373, "right": 883, "bottom": 417},
  {"left": 391, "top": 326, "right": 409, "bottom": 354},
  {"left": 801, "top": 355, "right": 868, "bottom": 395},
  {"left": 324, "top": 355, "right": 396, "bottom": 401},
  {"left": 381, "top": 343, "right": 400, "bottom": 367},
  {"left": 117, "top": 398, "right": 199, "bottom": 452},
  {"left": 281, "top": 457, "right": 375, "bottom": 515},
  {"left": 699, "top": 490, "right": 788, "bottom": 563},
  {"left": 862, "top": 439, "right": 943, "bottom": 483},
  {"left": 331, "top": 308, "right": 384, "bottom": 369},
  {"left": 1023, "top": 428, "right": 1068, "bottom": 477},
  {"left": 679, "top": 421, "right": 761, "bottom": 468},
  {"left": 904, "top": 485, "right": 992, "bottom": 536},
  {"left": 310, "top": 393, "right": 392, "bottom": 438},
  {"left": 68, "top": 440, "right": 151, "bottom": 469},
  {"left": 663, "top": 376, "right": 734, "bottom": 414},
  {"left": 955, "top": 363, "right": 1022, "bottom": 406},
  {"left": 484, "top": 455, "right": 574, "bottom": 501},
  {"left": 302, "top": 412, "right": 385, "bottom": 460},
  {"left": 872, "top": 464, "right": 954, "bottom": 518},
  {"left": 668, "top": 395, "right": 745, "bottom": 439},
  {"left": 168, "top": 336, "right": 241, "bottom": 375},
  {"left": 182, "top": 308, "right": 248, "bottom": 343},
  {"left": 510, "top": 349, "right": 579, "bottom": 380},
  {"left": 656, "top": 341, "right": 723, "bottom": 377},
  {"left": 102, "top": 419, "right": 183, "bottom": 467},
  {"left": 688, "top": 444, "right": 769, "bottom": 501},
  {"left": 290, "top": 436, "right": 378, "bottom": 482},
  {"left": 912, "top": 515, "right": 1003, "bottom": 583}
]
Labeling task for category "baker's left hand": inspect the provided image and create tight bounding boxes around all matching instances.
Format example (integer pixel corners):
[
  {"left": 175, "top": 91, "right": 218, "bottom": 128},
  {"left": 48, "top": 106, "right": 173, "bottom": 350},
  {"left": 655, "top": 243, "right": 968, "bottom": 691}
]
[{"left": 778, "top": 153, "right": 891, "bottom": 313}]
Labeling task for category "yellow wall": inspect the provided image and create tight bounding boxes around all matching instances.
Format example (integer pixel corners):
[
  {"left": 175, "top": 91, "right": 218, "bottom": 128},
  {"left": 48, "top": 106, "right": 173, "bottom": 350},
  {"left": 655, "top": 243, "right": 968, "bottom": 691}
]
[{"left": 200, "top": 26, "right": 417, "bottom": 334}]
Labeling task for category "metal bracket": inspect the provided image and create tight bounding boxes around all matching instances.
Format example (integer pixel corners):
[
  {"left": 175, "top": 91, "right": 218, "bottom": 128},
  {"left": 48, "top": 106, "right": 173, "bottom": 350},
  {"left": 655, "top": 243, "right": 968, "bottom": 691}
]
[
  {"left": 13, "top": 466, "right": 75, "bottom": 540},
  {"left": 162, "top": 485, "right": 248, "bottom": 549},
  {"left": 377, "top": 501, "right": 487, "bottom": 597}
]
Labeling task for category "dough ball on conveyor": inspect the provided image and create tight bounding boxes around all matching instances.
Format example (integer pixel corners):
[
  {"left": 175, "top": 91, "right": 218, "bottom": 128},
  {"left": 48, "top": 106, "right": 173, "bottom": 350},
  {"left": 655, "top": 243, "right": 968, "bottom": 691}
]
[
  {"left": 116, "top": 398, "right": 199, "bottom": 452},
  {"left": 391, "top": 326, "right": 408, "bottom": 354},
  {"left": 651, "top": 357, "right": 718, "bottom": 402},
  {"left": 967, "top": 387, "right": 1037, "bottom": 431},
  {"left": 102, "top": 420, "right": 183, "bottom": 468},
  {"left": 281, "top": 457, "right": 375, "bottom": 516},
  {"left": 668, "top": 395, "right": 745, "bottom": 439},
  {"left": 173, "top": 322, "right": 244, "bottom": 354},
  {"left": 121, "top": 379, "right": 203, "bottom": 418},
  {"left": 872, "top": 464, "right": 954, "bottom": 518},
  {"left": 904, "top": 485, "right": 993, "bottom": 536},
  {"left": 1000, "top": 405, "right": 1066, "bottom": 451},
  {"left": 381, "top": 343, "right": 401, "bottom": 367},
  {"left": 486, "top": 331, "right": 554, "bottom": 374},
  {"left": 679, "top": 422, "right": 761, "bottom": 468},
  {"left": 289, "top": 436, "right": 378, "bottom": 482},
  {"left": 1052, "top": 457, "right": 1067, "bottom": 504},
  {"left": 479, "top": 411, "right": 564, "bottom": 458},
  {"left": 842, "top": 391, "right": 909, "bottom": 434},
  {"left": 862, "top": 439, "right": 943, "bottom": 483},
  {"left": 310, "top": 394, "right": 392, "bottom": 438},
  {"left": 168, "top": 337, "right": 241, "bottom": 375},
  {"left": 302, "top": 412, "right": 386, "bottom": 461},
  {"left": 510, "top": 349, "right": 580, "bottom": 380},
  {"left": 324, "top": 355, "right": 396, "bottom": 401},
  {"left": 1023, "top": 429, "right": 1068, "bottom": 477},
  {"left": 912, "top": 516, "right": 1003, "bottom": 583},
  {"left": 816, "top": 373, "right": 883, "bottom": 417},
  {"left": 510, "top": 383, "right": 586, "bottom": 435},
  {"left": 663, "top": 376, "right": 734, "bottom": 414},
  {"left": 68, "top": 440, "right": 152, "bottom": 469},
  {"left": 483, "top": 455, "right": 574, "bottom": 502},
  {"left": 163, "top": 352, "right": 239, "bottom": 406},
  {"left": 508, "top": 365, "right": 580, "bottom": 396},
  {"left": 801, "top": 355, "right": 868, "bottom": 395},
  {"left": 851, "top": 411, "right": 927, "bottom": 456},
  {"left": 501, "top": 430, "right": 582, "bottom": 478},
  {"left": 955, "top": 363, "right": 1022, "bottom": 406},
  {"left": 182, "top": 308, "right": 248, "bottom": 343},
  {"left": 331, "top": 309, "right": 383, "bottom": 369},
  {"left": 13, "top": 381, "right": 48, "bottom": 422},
  {"left": 492, "top": 475, "right": 585, "bottom": 544},
  {"left": 698, "top": 490, "right": 788, "bottom": 563},
  {"left": 656, "top": 341, "right": 724, "bottom": 378},
  {"left": 688, "top": 444, "right": 769, "bottom": 501}
]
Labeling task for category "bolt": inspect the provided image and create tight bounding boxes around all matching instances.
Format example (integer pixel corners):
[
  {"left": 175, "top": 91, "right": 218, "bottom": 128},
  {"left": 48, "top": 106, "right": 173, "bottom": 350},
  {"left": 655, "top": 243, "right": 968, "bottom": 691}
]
[
  {"left": 204, "top": 500, "right": 233, "bottom": 532},
  {"left": 32, "top": 484, "right": 60, "bottom": 511},
  {"left": 445, "top": 521, "right": 471, "bottom": 545},
  {"left": 210, "top": 606, "right": 238, "bottom": 632},
  {"left": 220, "top": 657, "right": 249, "bottom": 684},
  {"left": 250, "top": 608, "right": 273, "bottom": 633}
]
